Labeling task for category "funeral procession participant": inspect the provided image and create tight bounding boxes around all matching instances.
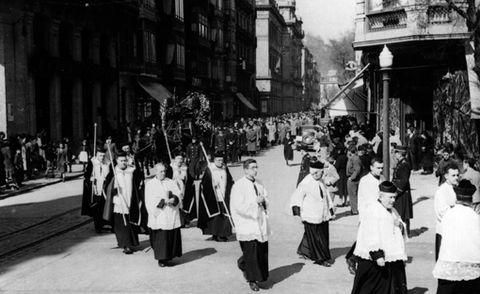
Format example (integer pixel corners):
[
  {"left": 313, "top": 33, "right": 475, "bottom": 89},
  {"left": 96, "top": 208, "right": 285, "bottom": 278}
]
[
  {"left": 434, "top": 163, "right": 460, "bottom": 260},
  {"left": 291, "top": 160, "right": 335, "bottom": 267},
  {"left": 230, "top": 159, "right": 270, "bottom": 292},
  {"left": 351, "top": 181, "right": 408, "bottom": 294},
  {"left": 103, "top": 151, "right": 143, "bottom": 254},
  {"left": 357, "top": 157, "right": 384, "bottom": 216},
  {"left": 345, "top": 157, "right": 383, "bottom": 275},
  {"left": 433, "top": 179, "right": 480, "bottom": 293},
  {"left": 346, "top": 146, "right": 362, "bottom": 215},
  {"left": 296, "top": 146, "right": 311, "bottom": 186},
  {"left": 145, "top": 162, "right": 183, "bottom": 267},
  {"left": 392, "top": 145, "right": 413, "bottom": 235},
  {"left": 81, "top": 148, "right": 111, "bottom": 233},
  {"left": 198, "top": 151, "right": 234, "bottom": 242}
]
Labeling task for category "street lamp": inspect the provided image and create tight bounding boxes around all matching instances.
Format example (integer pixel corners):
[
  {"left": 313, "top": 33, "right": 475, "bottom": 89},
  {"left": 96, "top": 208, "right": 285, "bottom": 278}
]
[{"left": 379, "top": 45, "right": 393, "bottom": 180}]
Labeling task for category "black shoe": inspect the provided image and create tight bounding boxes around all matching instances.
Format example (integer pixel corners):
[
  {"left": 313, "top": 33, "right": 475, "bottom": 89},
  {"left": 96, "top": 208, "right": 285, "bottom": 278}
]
[
  {"left": 249, "top": 282, "right": 259, "bottom": 292},
  {"left": 123, "top": 247, "right": 134, "bottom": 254}
]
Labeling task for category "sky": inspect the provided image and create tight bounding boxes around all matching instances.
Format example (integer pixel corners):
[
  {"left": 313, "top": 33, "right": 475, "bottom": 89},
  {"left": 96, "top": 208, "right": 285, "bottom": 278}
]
[{"left": 295, "top": 0, "right": 356, "bottom": 41}]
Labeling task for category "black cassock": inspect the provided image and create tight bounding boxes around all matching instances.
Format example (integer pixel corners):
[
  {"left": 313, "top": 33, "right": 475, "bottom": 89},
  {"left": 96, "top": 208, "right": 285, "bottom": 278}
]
[
  {"left": 81, "top": 161, "right": 111, "bottom": 231},
  {"left": 351, "top": 258, "right": 407, "bottom": 294},
  {"left": 183, "top": 166, "right": 234, "bottom": 238},
  {"left": 102, "top": 166, "right": 147, "bottom": 248},
  {"left": 392, "top": 158, "right": 413, "bottom": 225}
]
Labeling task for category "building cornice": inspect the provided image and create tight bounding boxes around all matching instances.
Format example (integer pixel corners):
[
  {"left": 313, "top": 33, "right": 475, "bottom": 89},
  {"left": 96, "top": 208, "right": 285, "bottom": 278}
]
[{"left": 353, "top": 33, "right": 470, "bottom": 49}]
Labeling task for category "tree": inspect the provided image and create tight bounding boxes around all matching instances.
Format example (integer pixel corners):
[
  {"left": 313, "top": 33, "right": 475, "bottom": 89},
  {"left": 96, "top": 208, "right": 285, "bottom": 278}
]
[{"left": 446, "top": 0, "right": 480, "bottom": 146}]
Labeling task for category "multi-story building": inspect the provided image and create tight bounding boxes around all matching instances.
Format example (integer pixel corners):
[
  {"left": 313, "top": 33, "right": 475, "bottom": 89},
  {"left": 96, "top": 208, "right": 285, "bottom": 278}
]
[
  {"left": 353, "top": 0, "right": 469, "bottom": 140},
  {"left": 256, "top": 0, "right": 305, "bottom": 115},
  {"left": 277, "top": 0, "right": 304, "bottom": 113}
]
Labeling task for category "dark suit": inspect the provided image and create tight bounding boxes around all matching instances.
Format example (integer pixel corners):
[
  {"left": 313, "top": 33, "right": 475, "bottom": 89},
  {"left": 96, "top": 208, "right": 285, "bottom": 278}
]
[{"left": 392, "top": 158, "right": 413, "bottom": 234}]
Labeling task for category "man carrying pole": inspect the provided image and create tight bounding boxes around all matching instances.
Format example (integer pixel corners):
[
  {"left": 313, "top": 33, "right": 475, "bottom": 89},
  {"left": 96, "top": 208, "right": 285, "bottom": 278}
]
[
  {"left": 197, "top": 150, "right": 235, "bottom": 241},
  {"left": 103, "top": 151, "right": 144, "bottom": 254}
]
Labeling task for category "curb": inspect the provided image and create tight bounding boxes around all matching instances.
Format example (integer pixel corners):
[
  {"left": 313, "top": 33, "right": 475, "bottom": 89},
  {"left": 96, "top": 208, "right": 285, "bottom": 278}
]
[{"left": 0, "top": 173, "right": 84, "bottom": 200}]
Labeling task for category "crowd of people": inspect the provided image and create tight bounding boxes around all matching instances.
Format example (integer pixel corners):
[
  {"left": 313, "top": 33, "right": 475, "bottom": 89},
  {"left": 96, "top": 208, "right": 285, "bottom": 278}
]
[{"left": 3, "top": 109, "right": 479, "bottom": 292}]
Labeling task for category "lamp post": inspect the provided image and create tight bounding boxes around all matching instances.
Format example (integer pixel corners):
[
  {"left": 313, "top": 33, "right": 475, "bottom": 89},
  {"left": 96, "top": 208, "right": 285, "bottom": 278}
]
[{"left": 379, "top": 45, "right": 393, "bottom": 180}]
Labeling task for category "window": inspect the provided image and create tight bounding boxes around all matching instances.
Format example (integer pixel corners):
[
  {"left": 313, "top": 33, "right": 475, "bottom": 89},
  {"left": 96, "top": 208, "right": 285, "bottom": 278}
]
[
  {"left": 198, "top": 14, "right": 208, "bottom": 38},
  {"left": 143, "top": 32, "right": 156, "bottom": 62},
  {"left": 144, "top": 0, "right": 155, "bottom": 9},
  {"left": 368, "top": 0, "right": 406, "bottom": 12},
  {"left": 175, "top": 0, "right": 184, "bottom": 21},
  {"left": 175, "top": 43, "right": 185, "bottom": 68}
]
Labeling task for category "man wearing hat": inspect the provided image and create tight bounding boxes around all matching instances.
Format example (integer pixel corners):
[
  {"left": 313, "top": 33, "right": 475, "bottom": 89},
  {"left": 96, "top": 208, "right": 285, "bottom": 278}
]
[
  {"left": 351, "top": 181, "right": 408, "bottom": 294},
  {"left": 103, "top": 151, "right": 144, "bottom": 254},
  {"left": 392, "top": 145, "right": 413, "bottom": 235},
  {"left": 81, "top": 147, "right": 111, "bottom": 233},
  {"left": 433, "top": 179, "right": 480, "bottom": 293},
  {"left": 291, "top": 160, "right": 335, "bottom": 267},
  {"left": 434, "top": 162, "right": 460, "bottom": 260},
  {"left": 197, "top": 151, "right": 234, "bottom": 241}
]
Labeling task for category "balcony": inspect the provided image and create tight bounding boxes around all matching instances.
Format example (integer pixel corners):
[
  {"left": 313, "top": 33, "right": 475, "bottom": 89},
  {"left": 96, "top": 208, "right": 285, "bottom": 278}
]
[{"left": 354, "top": 1, "right": 469, "bottom": 48}]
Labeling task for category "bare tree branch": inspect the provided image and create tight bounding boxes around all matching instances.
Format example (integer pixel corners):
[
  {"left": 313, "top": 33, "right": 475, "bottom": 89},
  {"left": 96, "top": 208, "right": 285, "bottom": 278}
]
[{"left": 446, "top": 0, "right": 467, "bottom": 19}]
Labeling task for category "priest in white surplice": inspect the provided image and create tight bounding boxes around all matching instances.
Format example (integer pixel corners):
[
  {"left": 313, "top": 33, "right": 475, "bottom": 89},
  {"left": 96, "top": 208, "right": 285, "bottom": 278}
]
[
  {"left": 230, "top": 159, "right": 270, "bottom": 292},
  {"left": 433, "top": 179, "right": 480, "bottom": 293},
  {"left": 351, "top": 181, "right": 408, "bottom": 294},
  {"left": 145, "top": 162, "right": 183, "bottom": 267}
]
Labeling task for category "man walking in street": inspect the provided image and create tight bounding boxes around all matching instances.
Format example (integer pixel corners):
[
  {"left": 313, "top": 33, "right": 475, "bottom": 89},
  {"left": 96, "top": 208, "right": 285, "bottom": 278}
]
[
  {"left": 145, "top": 162, "right": 183, "bottom": 267},
  {"left": 434, "top": 163, "right": 460, "bottom": 260},
  {"left": 198, "top": 151, "right": 234, "bottom": 242},
  {"left": 346, "top": 146, "right": 362, "bottom": 215},
  {"left": 291, "top": 160, "right": 335, "bottom": 267},
  {"left": 230, "top": 159, "right": 270, "bottom": 291},
  {"left": 103, "top": 152, "right": 143, "bottom": 254},
  {"left": 351, "top": 181, "right": 408, "bottom": 294},
  {"left": 433, "top": 179, "right": 480, "bottom": 293},
  {"left": 357, "top": 157, "right": 383, "bottom": 216}
]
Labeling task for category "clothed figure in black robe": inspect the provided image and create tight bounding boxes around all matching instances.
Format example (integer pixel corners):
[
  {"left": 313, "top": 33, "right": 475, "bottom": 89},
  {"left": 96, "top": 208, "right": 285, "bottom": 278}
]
[
  {"left": 296, "top": 149, "right": 311, "bottom": 186},
  {"left": 198, "top": 154, "right": 234, "bottom": 241},
  {"left": 103, "top": 153, "right": 145, "bottom": 254},
  {"left": 391, "top": 148, "right": 413, "bottom": 235},
  {"left": 81, "top": 150, "right": 111, "bottom": 233}
]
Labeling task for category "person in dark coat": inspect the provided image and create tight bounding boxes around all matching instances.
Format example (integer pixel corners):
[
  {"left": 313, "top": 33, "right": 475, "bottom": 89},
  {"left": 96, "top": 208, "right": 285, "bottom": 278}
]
[
  {"left": 283, "top": 132, "right": 294, "bottom": 166},
  {"left": 186, "top": 137, "right": 204, "bottom": 180},
  {"left": 102, "top": 152, "right": 145, "bottom": 254},
  {"left": 197, "top": 152, "right": 234, "bottom": 241},
  {"left": 226, "top": 128, "right": 238, "bottom": 164},
  {"left": 420, "top": 130, "right": 434, "bottom": 174},
  {"left": 297, "top": 146, "right": 311, "bottom": 186},
  {"left": 334, "top": 147, "right": 348, "bottom": 207},
  {"left": 392, "top": 145, "right": 413, "bottom": 235}
]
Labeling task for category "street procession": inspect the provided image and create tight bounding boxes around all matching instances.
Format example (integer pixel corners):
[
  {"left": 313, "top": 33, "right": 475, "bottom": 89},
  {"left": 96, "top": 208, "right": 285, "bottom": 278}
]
[{"left": 1, "top": 1, "right": 480, "bottom": 293}]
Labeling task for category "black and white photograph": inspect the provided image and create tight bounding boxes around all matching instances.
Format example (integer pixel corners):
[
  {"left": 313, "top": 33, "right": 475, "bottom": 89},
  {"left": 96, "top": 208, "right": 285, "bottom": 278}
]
[{"left": 1, "top": 0, "right": 480, "bottom": 293}]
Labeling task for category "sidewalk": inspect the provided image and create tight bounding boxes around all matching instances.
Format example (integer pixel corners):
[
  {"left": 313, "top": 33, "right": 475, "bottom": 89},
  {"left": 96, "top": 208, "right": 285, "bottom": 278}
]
[{"left": 0, "top": 165, "right": 84, "bottom": 200}]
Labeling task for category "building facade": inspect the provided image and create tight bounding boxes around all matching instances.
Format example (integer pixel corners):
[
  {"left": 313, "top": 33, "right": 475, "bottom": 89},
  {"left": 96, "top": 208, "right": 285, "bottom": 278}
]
[{"left": 353, "top": 0, "right": 470, "bottom": 143}]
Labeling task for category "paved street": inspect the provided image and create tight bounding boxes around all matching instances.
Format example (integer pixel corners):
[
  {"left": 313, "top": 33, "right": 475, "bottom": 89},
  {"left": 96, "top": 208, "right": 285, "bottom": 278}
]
[{"left": 0, "top": 146, "right": 437, "bottom": 293}]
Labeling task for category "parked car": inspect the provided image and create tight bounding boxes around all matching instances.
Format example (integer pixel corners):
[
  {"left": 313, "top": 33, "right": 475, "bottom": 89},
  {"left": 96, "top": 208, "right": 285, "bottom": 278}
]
[{"left": 295, "top": 125, "right": 320, "bottom": 151}]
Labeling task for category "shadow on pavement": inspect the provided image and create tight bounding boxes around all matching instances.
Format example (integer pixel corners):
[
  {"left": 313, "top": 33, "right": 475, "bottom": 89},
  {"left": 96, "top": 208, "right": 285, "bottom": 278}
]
[
  {"left": 175, "top": 247, "right": 217, "bottom": 265},
  {"left": 409, "top": 227, "right": 429, "bottom": 238},
  {"left": 262, "top": 262, "right": 305, "bottom": 289},
  {"left": 408, "top": 287, "right": 428, "bottom": 294},
  {"left": 330, "top": 246, "right": 352, "bottom": 263},
  {"left": 413, "top": 196, "right": 430, "bottom": 206}
]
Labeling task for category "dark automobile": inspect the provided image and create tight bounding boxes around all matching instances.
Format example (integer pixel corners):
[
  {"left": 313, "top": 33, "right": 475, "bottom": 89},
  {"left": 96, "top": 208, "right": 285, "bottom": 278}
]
[{"left": 295, "top": 125, "right": 320, "bottom": 151}]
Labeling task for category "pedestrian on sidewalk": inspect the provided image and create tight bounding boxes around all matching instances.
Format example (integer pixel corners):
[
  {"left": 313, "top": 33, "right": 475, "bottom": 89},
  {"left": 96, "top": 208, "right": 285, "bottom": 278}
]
[
  {"left": 435, "top": 147, "right": 458, "bottom": 186},
  {"left": 56, "top": 142, "right": 68, "bottom": 182},
  {"left": 291, "top": 160, "right": 335, "bottom": 267},
  {"left": 78, "top": 139, "right": 92, "bottom": 172},
  {"left": 230, "top": 159, "right": 270, "bottom": 292},
  {"left": 351, "top": 181, "right": 408, "bottom": 294},
  {"left": 103, "top": 152, "right": 143, "bottom": 255},
  {"left": 392, "top": 145, "right": 413, "bottom": 235},
  {"left": 433, "top": 179, "right": 480, "bottom": 293},
  {"left": 434, "top": 163, "right": 459, "bottom": 261},
  {"left": 145, "top": 162, "right": 183, "bottom": 267}
]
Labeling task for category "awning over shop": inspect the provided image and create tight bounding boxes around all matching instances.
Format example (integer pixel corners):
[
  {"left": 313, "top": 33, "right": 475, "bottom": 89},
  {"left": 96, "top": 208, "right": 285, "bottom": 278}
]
[
  {"left": 137, "top": 78, "right": 172, "bottom": 104},
  {"left": 235, "top": 92, "right": 257, "bottom": 111},
  {"left": 322, "top": 63, "right": 370, "bottom": 109}
]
